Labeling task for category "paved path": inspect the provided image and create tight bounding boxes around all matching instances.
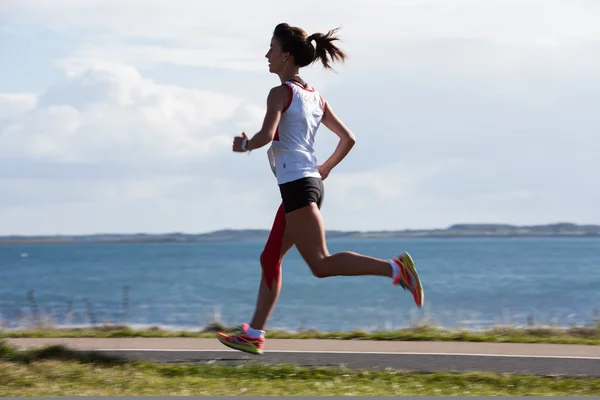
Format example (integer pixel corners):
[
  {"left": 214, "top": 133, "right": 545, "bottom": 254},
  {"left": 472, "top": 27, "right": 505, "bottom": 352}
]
[{"left": 7, "top": 338, "right": 600, "bottom": 377}]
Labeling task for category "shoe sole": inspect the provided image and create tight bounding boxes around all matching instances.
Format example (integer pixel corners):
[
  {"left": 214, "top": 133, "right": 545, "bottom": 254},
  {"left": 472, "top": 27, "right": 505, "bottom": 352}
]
[
  {"left": 217, "top": 335, "right": 263, "bottom": 355},
  {"left": 401, "top": 252, "right": 425, "bottom": 308}
]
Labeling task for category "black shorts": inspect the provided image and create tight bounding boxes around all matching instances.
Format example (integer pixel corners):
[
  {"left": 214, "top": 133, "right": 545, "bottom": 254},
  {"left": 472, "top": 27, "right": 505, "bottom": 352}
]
[{"left": 278, "top": 177, "right": 324, "bottom": 213}]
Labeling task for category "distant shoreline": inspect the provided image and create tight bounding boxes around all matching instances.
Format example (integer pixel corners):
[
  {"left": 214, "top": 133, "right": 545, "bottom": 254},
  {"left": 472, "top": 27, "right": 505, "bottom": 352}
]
[{"left": 1, "top": 223, "right": 599, "bottom": 244}]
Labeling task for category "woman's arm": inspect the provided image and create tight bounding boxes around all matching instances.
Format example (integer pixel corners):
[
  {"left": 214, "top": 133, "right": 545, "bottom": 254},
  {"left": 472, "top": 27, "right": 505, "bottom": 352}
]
[
  {"left": 232, "top": 85, "right": 289, "bottom": 152},
  {"left": 318, "top": 100, "right": 356, "bottom": 179}
]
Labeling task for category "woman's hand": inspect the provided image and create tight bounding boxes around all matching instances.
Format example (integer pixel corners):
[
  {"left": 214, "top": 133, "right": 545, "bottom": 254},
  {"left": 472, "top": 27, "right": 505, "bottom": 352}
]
[
  {"left": 232, "top": 132, "right": 250, "bottom": 152},
  {"left": 317, "top": 164, "right": 331, "bottom": 180}
]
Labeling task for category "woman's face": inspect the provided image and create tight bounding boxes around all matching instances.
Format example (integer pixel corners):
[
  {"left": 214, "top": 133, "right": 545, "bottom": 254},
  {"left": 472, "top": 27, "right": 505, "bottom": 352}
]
[{"left": 265, "top": 36, "right": 288, "bottom": 74}]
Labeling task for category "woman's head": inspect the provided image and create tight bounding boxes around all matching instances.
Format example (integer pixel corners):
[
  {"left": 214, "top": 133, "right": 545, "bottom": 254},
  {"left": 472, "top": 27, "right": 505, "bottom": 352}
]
[{"left": 266, "top": 23, "right": 347, "bottom": 75}]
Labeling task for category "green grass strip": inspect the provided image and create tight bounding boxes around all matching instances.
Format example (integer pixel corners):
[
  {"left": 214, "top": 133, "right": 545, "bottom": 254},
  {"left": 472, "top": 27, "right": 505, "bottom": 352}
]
[
  {"left": 2, "top": 322, "right": 600, "bottom": 345},
  {"left": 0, "top": 340, "right": 599, "bottom": 396}
]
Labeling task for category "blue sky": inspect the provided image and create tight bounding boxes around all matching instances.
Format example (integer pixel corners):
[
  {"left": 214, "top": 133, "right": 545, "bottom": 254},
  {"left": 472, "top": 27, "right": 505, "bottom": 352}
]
[{"left": 1, "top": 0, "right": 598, "bottom": 235}]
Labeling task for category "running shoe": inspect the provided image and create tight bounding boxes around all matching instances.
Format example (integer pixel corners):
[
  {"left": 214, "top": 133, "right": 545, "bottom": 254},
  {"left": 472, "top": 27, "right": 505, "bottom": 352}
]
[
  {"left": 392, "top": 252, "right": 424, "bottom": 308},
  {"left": 217, "top": 323, "right": 265, "bottom": 355}
]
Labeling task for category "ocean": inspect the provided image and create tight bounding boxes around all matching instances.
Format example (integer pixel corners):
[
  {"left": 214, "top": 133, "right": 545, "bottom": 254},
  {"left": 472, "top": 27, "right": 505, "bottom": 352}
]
[{"left": 1, "top": 237, "right": 599, "bottom": 332}]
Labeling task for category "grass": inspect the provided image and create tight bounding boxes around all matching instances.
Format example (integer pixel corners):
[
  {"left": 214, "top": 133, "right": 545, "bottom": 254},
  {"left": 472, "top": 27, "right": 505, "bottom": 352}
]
[
  {"left": 0, "top": 340, "right": 599, "bottom": 396},
  {"left": 3, "top": 321, "right": 600, "bottom": 345},
  {"left": 7, "top": 287, "right": 600, "bottom": 345}
]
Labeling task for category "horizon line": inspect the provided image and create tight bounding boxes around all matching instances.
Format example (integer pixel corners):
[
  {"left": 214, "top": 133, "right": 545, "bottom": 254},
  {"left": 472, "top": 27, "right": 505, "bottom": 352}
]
[{"left": 0, "top": 221, "right": 597, "bottom": 238}]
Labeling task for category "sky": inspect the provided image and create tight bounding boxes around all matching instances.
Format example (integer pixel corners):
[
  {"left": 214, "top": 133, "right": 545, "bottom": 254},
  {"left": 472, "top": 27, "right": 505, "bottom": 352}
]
[{"left": 0, "top": 0, "right": 599, "bottom": 235}]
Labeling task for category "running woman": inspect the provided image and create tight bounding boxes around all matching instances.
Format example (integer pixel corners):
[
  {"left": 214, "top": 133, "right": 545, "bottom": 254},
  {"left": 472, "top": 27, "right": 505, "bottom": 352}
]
[{"left": 218, "top": 23, "right": 424, "bottom": 355}]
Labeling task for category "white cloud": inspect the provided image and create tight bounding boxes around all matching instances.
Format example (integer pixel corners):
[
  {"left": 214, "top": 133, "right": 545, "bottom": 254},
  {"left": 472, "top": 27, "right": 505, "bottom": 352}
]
[
  {"left": 0, "top": 173, "right": 282, "bottom": 235},
  {"left": 317, "top": 159, "right": 468, "bottom": 230},
  {"left": 14, "top": 1, "right": 600, "bottom": 42},
  {"left": 1, "top": 0, "right": 599, "bottom": 235},
  {"left": 325, "top": 159, "right": 464, "bottom": 207},
  {"left": 0, "top": 58, "right": 284, "bottom": 235},
  {"left": 0, "top": 94, "right": 38, "bottom": 118},
  {"left": 0, "top": 62, "right": 255, "bottom": 163},
  {"left": 8, "top": 0, "right": 596, "bottom": 75},
  {"left": 59, "top": 41, "right": 267, "bottom": 73}
]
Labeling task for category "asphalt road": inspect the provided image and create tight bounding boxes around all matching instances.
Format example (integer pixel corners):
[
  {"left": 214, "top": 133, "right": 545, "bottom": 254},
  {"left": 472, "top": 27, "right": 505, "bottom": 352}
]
[{"left": 7, "top": 338, "right": 600, "bottom": 377}]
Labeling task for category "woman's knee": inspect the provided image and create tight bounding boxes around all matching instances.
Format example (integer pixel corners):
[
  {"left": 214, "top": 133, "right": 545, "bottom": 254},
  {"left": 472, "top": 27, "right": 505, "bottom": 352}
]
[{"left": 306, "top": 257, "right": 331, "bottom": 278}]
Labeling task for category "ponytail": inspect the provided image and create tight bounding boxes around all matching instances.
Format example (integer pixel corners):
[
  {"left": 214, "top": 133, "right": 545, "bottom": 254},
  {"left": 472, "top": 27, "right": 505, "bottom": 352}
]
[{"left": 307, "top": 27, "right": 346, "bottom": 70}]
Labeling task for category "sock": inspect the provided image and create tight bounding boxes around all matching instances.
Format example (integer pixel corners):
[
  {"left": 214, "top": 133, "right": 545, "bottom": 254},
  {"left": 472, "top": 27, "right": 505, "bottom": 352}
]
[
  {"left": 245, "top": 325, "right": 266, "bottom": 339},
  {"left": 389, "top": 259, "right": 402, "bottom": 282}
]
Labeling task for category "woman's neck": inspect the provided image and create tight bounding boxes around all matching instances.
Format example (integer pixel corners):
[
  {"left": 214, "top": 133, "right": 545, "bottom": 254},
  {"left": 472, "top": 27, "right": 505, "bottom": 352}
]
[{"left": 279, "top": 70, "right": 303, "bottom": 85}]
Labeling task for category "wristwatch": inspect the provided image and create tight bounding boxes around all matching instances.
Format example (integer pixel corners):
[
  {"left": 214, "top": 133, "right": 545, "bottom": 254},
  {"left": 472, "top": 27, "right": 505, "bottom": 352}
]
[{"left": 241, "top": 138, "right": 251, "bottom": 154}]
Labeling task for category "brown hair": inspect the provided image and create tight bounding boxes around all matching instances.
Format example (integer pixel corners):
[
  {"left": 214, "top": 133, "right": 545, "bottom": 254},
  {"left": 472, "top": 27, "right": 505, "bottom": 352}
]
[{"left": 273, "top": 23, "right": 347, "bottom": 70}]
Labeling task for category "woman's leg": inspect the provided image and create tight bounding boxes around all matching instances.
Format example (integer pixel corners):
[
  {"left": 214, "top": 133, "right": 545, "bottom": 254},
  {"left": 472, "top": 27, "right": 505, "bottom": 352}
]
[
  {"left": 217, "top": 198, "right": 423, "bottom": 354},
  {"left": 216, "top": 203, "right": 295, "bottom": 354},
  {"left": 284, "top": 202, "right": 392, "bottom": 278},
  {"left": 249, "top": 219, "right": 295, "bottom": 330},
  {"left": 284, "top": 200, "right": 423, "bottom": 307}
]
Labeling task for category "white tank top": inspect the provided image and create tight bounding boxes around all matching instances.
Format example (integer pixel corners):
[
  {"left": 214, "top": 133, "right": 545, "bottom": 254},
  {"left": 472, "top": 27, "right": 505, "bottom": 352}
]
[{"left": 267, "top": 80, "right": 325, "bottom": 185}]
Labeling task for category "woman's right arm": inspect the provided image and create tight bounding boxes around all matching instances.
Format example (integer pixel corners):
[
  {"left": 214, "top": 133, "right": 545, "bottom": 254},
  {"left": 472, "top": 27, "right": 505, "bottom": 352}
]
[{"left": 318, "top": 100, "right": 356, "bottom": 179}]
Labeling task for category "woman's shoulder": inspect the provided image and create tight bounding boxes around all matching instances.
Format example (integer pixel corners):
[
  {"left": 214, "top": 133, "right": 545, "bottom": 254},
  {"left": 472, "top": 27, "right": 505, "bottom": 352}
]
[
  {"left": 269, "top": 83, "right": 294, "bottom": 96},
  {"left": 265, "top": 84, "right": 295, "bottom": 110}
]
